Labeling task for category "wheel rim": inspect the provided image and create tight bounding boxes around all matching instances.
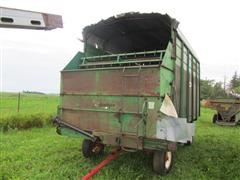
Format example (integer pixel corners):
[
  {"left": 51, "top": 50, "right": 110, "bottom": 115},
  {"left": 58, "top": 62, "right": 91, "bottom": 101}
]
[{"left": 165, "top": 151, "right": 172, "bottom": 169}]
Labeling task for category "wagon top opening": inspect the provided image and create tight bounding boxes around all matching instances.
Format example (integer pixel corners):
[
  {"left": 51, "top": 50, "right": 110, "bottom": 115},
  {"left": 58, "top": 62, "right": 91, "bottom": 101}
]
[{"left": 82, "top": 12, "right": 179, "bottom": 54}]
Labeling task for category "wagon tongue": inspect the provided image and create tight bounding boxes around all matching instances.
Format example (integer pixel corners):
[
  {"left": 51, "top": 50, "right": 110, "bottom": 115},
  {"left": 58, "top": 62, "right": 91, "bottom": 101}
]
[{"left": 82, "top": 147, "right": 122, "bottom": 180}]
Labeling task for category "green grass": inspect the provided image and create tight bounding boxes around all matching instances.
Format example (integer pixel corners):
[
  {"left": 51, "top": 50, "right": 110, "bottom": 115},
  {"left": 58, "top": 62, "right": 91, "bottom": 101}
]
[
  {"left": 0, "top": 92, "right": 59, "bottom": 131},
  {"left": 1, "top": 108, "right": 240, "bottom": 179},
  {"left": 0, "top": 92, "right": 58, "bottom": 116}
]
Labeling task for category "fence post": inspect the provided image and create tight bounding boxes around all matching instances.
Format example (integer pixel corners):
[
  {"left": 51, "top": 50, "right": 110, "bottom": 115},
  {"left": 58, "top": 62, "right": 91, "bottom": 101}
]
[{"left": 17, "top": 92, "right": 20, "bottom": 112}]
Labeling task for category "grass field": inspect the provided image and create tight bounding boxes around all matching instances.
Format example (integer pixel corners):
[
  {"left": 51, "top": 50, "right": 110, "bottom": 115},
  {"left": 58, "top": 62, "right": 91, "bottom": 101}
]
[
  {"left": 0, "top": 92, "right": 58, "bottom": 131},
  {"left": 0, "top": 92, "right": 58, "bottom": 117},
  {"left": 1, "top": 101, "right": 240, "bottom": 179},
  {"left": 1, "top": 93, "right": 240, "bottom": 179}
]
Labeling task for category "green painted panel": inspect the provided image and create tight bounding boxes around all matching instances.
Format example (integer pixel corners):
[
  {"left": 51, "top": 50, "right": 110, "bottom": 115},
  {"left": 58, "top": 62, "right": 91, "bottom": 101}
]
[
  {"left": 63, "top": 52, "right": 84, "bottom": 70},
  {"left": 161, "top": 43, "right": 174, "bottom": 71},
  {"left": 59, "top": 32, "right": 200, "bottom": 146},
  {"left": 143, "top": 138, "right": 167, "bottom": 150},
  {"left": 159, "top": 43, "right": 174, "bottom": 98},
  {"left": 57, "top": 126, "right": 91, "bottom": 139},
  {"left": 160, "top": 68, "right": 173, "bottom": 97},
  {"left": 121, "top": 114, "right": 138, "bottom": 134}
]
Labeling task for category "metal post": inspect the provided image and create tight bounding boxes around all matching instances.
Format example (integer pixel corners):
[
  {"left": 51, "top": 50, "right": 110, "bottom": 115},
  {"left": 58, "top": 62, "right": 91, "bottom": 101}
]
[{"left": 17, "top": 92, "right": 20, "bottom": 112}]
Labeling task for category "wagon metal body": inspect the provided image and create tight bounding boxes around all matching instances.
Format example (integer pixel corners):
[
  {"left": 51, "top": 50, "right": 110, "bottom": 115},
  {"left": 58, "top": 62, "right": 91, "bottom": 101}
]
[
  {"left": 208, "top": 99, "right": 240, "bottom": 125},
  {"left": 55, "top": 12, "right": 200, "bottom": 174},
  {"left": 0, "top": 6, "right": 62, "bottom": 30}
]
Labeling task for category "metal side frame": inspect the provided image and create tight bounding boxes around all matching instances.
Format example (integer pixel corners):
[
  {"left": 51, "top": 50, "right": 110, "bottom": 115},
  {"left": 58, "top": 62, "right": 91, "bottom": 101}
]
[{"left": 53, "top": 116, "right": 97, "bottom": 141}]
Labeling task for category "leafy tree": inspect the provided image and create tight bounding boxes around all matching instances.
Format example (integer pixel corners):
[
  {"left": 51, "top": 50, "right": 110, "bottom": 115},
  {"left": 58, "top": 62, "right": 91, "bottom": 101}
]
[
  {"left": 211, "top": 82, "right": 227, "bottom": 98},
  {"left": 200, "top": 72, "right": 240, "bottom": 99},
  {"left": 230, "top": 71, "right": 240, "bottom": 94},
  {"left": 200, "top": 79, "right": 228, "bottom": 99},
  {"left": 235, "top": 86, "right": 240, "bottom": 94},
  {"left": 200, "top": 79, "right": 214, "bottom": 100},
  {"left": 230, "top": 71, "right": 240, "bottom": 89}
]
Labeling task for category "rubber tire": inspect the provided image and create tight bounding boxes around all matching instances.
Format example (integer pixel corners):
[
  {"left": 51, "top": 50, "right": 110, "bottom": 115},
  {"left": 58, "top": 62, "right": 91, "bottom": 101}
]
[
  {"left": 153, "top": 150, "right": 173, "bottom": 175},
  {"left": 93, "top": 143, "right": 105, "bottom": 155},
  {"left": 212, "top": 114, "right": 218, "bottom": 124},
  {"left": 82, "top": 139, "right": 94, "bottom": 158},
  {"left": 97, "top": 143, "right": 105, "bottom": 155}
]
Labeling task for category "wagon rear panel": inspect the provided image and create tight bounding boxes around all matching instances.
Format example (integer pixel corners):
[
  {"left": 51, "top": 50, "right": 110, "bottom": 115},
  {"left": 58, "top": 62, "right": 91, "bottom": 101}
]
[{"left": 60, "top": 68, "right": 160, "bottom": 136}]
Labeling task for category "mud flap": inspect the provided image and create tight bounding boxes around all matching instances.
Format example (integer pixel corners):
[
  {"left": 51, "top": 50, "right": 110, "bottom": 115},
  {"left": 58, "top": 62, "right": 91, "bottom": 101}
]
[
  {"left": 156, "top": 117, "right": 194, "bottom": 143},
  {"left": 157, "top": 95, "right": 195, "bottom": 143}
]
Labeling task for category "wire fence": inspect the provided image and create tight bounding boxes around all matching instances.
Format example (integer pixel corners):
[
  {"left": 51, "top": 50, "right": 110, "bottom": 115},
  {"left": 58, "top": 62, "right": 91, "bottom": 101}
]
[{"left": 0, "top": 92, "right": 59, "bottom": 116}]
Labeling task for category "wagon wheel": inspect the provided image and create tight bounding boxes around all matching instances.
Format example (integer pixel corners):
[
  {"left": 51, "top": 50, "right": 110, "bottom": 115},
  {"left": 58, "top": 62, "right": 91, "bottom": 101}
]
[
  {"left": 82, "top": 139, "right": 94, "bottom": 158},
  {"left": 153, "top": 150, "right": 173, "bottom": 175},
  {"left": 212, "top": 114, "right": 218, "bottom": 123},
  {"left": 92, "top": 141, "right": 105, "bottom": 155},
  {"left": 82, "top": 139, "right": 104, "bottom": 158}
]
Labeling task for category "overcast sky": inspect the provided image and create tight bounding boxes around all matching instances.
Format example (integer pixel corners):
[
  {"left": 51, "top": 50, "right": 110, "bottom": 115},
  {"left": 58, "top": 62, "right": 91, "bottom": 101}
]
[{"left": 0, "top": 0, "right": 240, "bottom": 93}]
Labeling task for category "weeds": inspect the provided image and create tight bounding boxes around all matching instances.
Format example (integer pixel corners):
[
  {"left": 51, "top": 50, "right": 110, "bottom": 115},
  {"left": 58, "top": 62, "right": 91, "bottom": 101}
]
[
  {"left": 0, "top": 113, "right": 54, "bottom": 131},
  {"left": 0, "top": 92, "right": 58, "bottom": 131}
]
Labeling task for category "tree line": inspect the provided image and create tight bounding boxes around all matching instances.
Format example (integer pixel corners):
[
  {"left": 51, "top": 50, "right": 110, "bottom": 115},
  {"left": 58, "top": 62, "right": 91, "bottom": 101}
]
[{"left": 200, "top": 71, "right": 240, "bottom": 100}]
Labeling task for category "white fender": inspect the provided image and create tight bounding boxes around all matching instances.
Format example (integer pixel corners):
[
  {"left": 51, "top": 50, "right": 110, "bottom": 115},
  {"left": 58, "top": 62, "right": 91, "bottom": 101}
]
[{"left": 157, "top": 95, "right": 195, "bottom": 143}]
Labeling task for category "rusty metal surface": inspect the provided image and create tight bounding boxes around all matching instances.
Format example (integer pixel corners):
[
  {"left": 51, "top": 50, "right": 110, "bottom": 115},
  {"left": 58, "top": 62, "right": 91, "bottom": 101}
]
[
  {"left": 0, "top": 6, "right": 62, "bottom": 30},
  {"left": 42, "top": 13, "right": 63, "bottom": 29},
  {"left": 61, "top": 96, "right": 147, "bottom": 135},
  {"left": 58, "top": 12, "right": 200, "bottom": 150},
  {"left": 60, "top": 67, "right": 161, "bottom": 142},
  {"left": 61, "top": 68, "right": 160, "bottom": 96},
  {"left": 62, "top": 95, "right": 142, "bottom": 113},
  {"left": 207, "top": 98, "right": 240, "bottom": 122},
  {"left": 62, "top": 110, "right": 121, "bottom": 133},
  {"left": 209, "top": 99, "right": 240, "bottom": 104}
]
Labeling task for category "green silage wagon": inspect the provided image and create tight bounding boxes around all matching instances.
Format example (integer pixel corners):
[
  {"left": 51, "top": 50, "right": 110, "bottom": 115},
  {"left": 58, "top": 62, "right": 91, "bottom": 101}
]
[
  {"left": 54, "top": 12, "right": 200, "bottom": 174},
  {"left": 208, "top": 98, "right": 240, "bottom": 125}
]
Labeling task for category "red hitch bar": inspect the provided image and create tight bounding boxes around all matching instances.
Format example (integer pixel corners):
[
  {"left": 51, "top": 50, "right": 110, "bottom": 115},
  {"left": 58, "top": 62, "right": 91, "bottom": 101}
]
[{"left": 82, "top": 147, "right": 121, "bottom": 180}]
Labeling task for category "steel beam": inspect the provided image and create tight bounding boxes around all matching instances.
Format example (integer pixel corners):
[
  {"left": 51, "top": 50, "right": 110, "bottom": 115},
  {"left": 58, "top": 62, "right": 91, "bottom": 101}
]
[{"left": 0, "top": 7, "right": 62, "bottom": 30}]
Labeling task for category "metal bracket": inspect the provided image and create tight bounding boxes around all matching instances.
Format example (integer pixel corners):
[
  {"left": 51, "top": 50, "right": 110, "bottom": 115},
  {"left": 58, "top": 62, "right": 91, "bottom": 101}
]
[{"left": 53, "top": 116, "right": 97, "bottom": 141}]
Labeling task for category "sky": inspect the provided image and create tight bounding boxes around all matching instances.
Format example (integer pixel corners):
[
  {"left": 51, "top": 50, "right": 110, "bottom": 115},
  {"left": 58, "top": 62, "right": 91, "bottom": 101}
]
[{"left": 0, "top": 0, "right": 240, "bottom": 93}]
